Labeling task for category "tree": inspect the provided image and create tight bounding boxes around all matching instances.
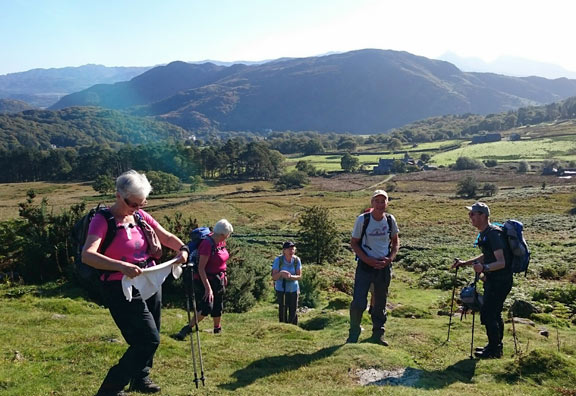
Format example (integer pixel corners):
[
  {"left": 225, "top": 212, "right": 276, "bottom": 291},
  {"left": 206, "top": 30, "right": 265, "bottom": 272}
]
[
  {"left": 92, "top": 175, "right": 115, "bottom": 195},
  {"left": 420, "top": 153, "right": 431, "bottom": 163},
  {"left": 482, "top": 183, "right": 498, "bottom": 197},
  {"left": 188, "top": 175, "right": 204, "bottom": 192},
  {"left": 453, "top": 156, "right": 484, "bottom": 170},
  {"left": 275, "top": 171, "right": 309, "bottom": 190},
  {"left": 296, "top": 160, "right": 318, "bottom": 176},
  {"left": 387, "top": 138, "right": 403, "bottom": 153},
  {"left": 146, "top": 170, "right": 182, "bottom": 194},
  {"left": 341, "top": 152, "right": 360, "bottom": 172},
  {"left": 456, "top": 176, "right": 478, "bottom": 198},
  {"left": 518, "top": 161, "right": 530, "bottom": 173},
  {"left": 298, "top": 206, "right": 341, "bottom": 265}
]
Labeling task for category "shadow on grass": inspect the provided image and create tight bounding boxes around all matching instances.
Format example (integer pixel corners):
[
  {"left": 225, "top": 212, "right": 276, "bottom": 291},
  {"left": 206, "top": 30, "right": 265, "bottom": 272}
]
[
  {"left": 415, "top": 358, "right": 478, "bottom": 389},
  {"left": 362, "top": 358, "right": 478, "bottom": 389},
  {"left": 219, "top": 344, "right": 343, "bottom": 391}
]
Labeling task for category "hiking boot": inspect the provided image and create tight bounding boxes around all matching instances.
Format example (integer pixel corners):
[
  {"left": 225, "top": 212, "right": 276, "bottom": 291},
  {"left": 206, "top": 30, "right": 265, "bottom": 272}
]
[
  {"left": 213, "top": 326, "right": 222, "bottom": 334},
  {"left": 172, "top": 324, "right": 193, "bottom": 341},
  {"left": 474, "top": 347, "right": 502, "bottom": 359},
  {"left": 346, "top": 329, "right": 360, "bottom": 343},
  {"left": 369, "top": 334, "right": 389, "bottom": 347},
  {"left": 129, "top": 377, "right": 161, "bottom": 393}
]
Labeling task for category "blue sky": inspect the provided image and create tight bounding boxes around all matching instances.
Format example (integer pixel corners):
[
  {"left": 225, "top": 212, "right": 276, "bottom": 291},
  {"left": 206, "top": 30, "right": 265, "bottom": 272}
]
[{"left": 1, "top": 0, "right": 575, "bottom": 75}]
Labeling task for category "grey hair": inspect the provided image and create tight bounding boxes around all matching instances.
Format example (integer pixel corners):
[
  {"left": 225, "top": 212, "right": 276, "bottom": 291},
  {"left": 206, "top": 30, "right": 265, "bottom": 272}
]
[
  {"left": 116, "top": 170, "right": 152, "bottom": 199},
  {"left": 213, "top": 219, "right": 233, "bottom": 236}
]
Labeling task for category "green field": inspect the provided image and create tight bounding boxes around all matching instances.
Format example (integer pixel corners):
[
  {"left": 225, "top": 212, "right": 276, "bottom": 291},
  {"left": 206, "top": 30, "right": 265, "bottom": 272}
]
[
  {"left": 1, "top": 166, "right": 576, "bottom": 395},
  {"left": 431, "top": 136, "right": 576, "bottom": 166}
]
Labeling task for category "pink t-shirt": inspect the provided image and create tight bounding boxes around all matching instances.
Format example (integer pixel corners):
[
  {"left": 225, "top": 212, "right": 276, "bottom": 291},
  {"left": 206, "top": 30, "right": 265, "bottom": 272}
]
[
  {"left": 87, "top": 209, "right": 160, "bottom": 281},
  {"left": 198, "top": 236, "right": 229, "bottom": 275}
]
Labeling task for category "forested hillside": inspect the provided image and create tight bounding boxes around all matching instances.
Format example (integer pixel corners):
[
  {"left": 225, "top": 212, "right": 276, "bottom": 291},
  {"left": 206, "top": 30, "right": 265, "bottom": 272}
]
[{"left": 0, "top": 107, "right": 188, "bottom": 150}]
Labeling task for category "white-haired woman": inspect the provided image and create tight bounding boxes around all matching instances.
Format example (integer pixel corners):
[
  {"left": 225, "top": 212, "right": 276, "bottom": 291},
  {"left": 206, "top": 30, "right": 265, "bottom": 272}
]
[
  {"left": 82, "top": 170, "right": 189, "bottom": 396},
  {"left": 174, "top": 219, "right": 233, "bottom": 339}
]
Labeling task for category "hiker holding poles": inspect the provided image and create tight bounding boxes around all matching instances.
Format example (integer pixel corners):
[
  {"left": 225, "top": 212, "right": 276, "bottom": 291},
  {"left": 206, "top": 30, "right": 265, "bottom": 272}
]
[
  {"left": 452, "top": 202, "right": 513, "bottom": 359},
  {"left": 347, "top": 190, "right": 399, "bottom": 346},
  {"left": 82, "top": 170, "right": 189, "bottom": 396},
  {"left": 174, "top": 219, "right": 233, "bottom": 339},
  {"left": 271, "top": 241, "right": 302, "bottom": 324}
]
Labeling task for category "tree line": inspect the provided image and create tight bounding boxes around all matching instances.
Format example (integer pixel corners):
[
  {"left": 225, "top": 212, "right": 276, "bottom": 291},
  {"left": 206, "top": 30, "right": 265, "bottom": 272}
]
[{"left": 0, "top": 140, "right": 284, "bottom": 183}]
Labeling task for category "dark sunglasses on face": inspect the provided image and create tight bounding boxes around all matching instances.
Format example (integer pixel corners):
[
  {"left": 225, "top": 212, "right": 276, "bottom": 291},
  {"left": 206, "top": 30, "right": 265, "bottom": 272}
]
[
  {"left": 468, "top": 211, "right": 483, "bottom": 217},
  {"left": 124, "top": 197, "right": 147, "bottom": 209}
]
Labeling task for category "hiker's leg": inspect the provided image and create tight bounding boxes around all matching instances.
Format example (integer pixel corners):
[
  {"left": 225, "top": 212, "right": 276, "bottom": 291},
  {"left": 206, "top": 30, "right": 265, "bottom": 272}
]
[
  {"left": 481, "top": 278, "right": 512, "bottom": 352},
  {"left": 371, "top": 265, "right": 391, "bottom": 337},
  {"left": 211, "top": 288, "right": 224, "bottom": 330},
  {"left": 139, "top": 290, "right": 162, "bottom": 378},
  {"left": 276, "top": 290, "right": 286, "bottom": 322},
  {"left": 349, "top": 265, "right": 372, "bottom": 340},
  {"left": 287, "top": 291, "right": 299, "bottom": 325},
  {"left": 100, "top": 283, "right": 160, "bottom": 390}
]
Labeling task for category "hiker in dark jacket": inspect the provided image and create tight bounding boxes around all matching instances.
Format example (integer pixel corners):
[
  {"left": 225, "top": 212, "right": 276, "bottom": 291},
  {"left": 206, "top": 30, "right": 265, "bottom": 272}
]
[
  {"left": 453, "top": 202, "right": 513, "bottom": 359},
  {"left": 82, "top": 170, "right": 188, "bottom": 396},
  {"left": 271, "top": 241, "right": 302, "bottom": 324},
  {"left": 347, "top": 190, "right": 400, "bottom": 346}
]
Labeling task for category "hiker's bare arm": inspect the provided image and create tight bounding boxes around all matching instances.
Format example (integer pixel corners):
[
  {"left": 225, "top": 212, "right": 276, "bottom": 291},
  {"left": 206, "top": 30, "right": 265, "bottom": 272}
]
[
  {"left": 383, "top": 234, "right": 400, "bottom": 266},
  {"left": 153, "top": 223, "right": 188, "bottom": 263},
  {"left": 289, "top": 267, "right": 302, "bottom": 281},
  {"left": 198, "top": 254, "right": 213, "bottom": 302},
  {"left": 82, "top": 234, "right": 143, "bottom": 277},
  {"left": 452, "top": 254, "right": 484, "bottom": 269},
  {"left": 473, "top": 249, "right": 506, "bottom": 273}
]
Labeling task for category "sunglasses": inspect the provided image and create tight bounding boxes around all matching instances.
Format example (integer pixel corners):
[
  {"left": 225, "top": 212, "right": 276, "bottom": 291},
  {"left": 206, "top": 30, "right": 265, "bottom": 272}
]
[
  {"left": 124, "top": 197, "right": 148, "bottom": 209},
  {"left": 468, "top": 211, "right": 483, "bottom": 217}
]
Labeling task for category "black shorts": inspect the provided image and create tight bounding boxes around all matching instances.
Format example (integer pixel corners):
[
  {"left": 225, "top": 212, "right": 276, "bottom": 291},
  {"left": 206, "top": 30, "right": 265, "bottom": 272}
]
[{"left": 193, "top": 276, "right": 225, "bottom": 317}]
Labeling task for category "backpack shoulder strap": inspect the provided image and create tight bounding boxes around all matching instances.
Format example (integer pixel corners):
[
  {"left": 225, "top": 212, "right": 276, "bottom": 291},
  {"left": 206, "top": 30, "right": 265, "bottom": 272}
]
[
  {"left": 385, "top": 213, "right": 393, "bottom": 236},
  {"left": 97, "top": 208, "right": 118, "bottom": 254},
  {"left": 360, "top": 212, "right": 371, "bottom": 243}
]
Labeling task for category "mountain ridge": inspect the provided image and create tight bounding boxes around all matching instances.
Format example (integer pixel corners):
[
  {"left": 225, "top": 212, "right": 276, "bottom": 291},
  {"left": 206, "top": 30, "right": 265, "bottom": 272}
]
[{"left": 50, "top": 49, "right": 576, "bottom": 133}]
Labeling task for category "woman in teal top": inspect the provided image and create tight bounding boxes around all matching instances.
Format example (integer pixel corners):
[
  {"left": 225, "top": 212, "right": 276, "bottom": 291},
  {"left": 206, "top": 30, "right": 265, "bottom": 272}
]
[{"left": 271, "top": 241, "right": 302, "bottom": 324}]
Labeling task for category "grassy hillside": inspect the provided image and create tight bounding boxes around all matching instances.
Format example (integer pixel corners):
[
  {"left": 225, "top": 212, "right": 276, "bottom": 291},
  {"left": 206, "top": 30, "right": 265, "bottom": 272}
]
[{"left": 1, "top": 166, "right": 576, "bottom": 395}]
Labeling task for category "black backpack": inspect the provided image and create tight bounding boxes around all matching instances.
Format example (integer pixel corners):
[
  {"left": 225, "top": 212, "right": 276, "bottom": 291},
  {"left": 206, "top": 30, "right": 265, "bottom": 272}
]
[{"left": 71, "top": 204, "right": 117, "bottom": 288}]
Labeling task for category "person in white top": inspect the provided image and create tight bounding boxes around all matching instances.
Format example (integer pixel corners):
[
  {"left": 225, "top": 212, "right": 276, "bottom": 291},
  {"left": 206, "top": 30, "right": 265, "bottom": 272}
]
[{"left": 347, "top": 190, "right": 400, "bottom": 346}]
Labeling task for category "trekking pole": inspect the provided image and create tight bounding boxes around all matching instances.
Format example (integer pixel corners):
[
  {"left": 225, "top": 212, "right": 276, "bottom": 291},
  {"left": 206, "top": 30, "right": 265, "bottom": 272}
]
[
  {"left": 470, "top": 272, "right": 480, "bottom": 359},
  {"left": 510, "top": 309, "right": 518, "bottom": 356},
  {"left": 184, "top": 263, "right": 205, "bottom": 387},
  {"left": 446, "top": 261, "right": 460, "bottom": 342},
  {"left": 282, "top": 278, "right": 288, "bottom": 323}
]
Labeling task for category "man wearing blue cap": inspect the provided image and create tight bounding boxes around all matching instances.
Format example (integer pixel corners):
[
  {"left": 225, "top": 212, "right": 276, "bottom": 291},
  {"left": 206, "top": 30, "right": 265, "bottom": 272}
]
[
  {"left": 453, "top": 202, "right": 513, "bottom": 358},
  {"left": 347, "top": 190, "right": 400, "bottom": 346}
]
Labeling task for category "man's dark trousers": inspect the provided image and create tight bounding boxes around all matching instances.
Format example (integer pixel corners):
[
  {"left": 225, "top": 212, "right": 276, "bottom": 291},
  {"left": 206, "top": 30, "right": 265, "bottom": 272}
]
[
  {"left": 349, "top": 263, "right": 391, "bottom": 341},
  {"left": 480, "top": 276, "right": 512, "bottom": 350}
]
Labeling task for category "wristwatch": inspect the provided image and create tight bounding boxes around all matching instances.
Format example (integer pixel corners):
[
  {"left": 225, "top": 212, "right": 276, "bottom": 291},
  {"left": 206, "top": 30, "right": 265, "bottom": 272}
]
[
  {"left": 482, "top": 264, "right": 490, "bottom": 273},
  {"left": 179, "top": 245, "right": 190, "bottom": 254}
]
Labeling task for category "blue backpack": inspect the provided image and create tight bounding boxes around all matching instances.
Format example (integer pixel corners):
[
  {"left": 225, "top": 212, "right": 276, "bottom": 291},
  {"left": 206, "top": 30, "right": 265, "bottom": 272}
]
[
  {"left": 476, "top": 219, "right": 531, "bottom": 276},
  {"left": 500, "top": 220, "right": 531, "bottom": 276},
  {"left": 186, "top": 227, "right": 216, "bottom": 267}
]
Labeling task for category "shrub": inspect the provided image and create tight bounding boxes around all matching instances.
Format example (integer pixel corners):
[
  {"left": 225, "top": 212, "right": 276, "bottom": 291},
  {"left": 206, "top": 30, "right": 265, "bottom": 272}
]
[
  {"left": 299, "top": 270, "right": 322, "bottom": 308},
  {"left": 275, "top": 170, "right": 309, "bottom": 190},
  {"left": 456, "top": 176, "right": 478, "bottom": 198},
  {"left": 453, "top": 156, "right": 484, "bottom": 170},
  {"left": 484, "top": 159, "right": 498, "bottom": 167}
]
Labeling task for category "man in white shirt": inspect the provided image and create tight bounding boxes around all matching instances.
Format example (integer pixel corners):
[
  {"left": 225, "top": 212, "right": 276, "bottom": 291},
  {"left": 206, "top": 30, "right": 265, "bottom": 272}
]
[{"left": 347, "top": 190, "right": 400, "bottom": 346}]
